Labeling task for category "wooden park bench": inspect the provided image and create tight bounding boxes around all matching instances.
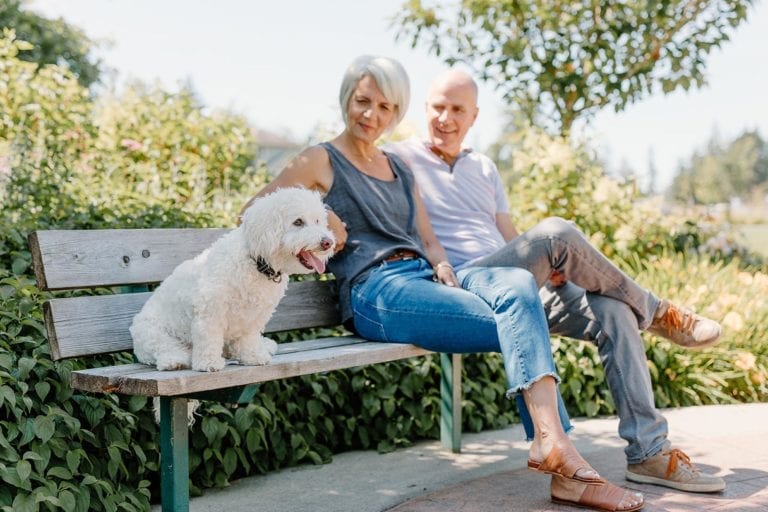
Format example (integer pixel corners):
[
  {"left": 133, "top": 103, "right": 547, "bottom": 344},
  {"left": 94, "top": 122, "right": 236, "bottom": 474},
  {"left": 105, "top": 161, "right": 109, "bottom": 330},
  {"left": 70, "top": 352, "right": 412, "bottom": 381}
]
[{"left": 28, "top": 228, "right": 464, "bottom": 512}]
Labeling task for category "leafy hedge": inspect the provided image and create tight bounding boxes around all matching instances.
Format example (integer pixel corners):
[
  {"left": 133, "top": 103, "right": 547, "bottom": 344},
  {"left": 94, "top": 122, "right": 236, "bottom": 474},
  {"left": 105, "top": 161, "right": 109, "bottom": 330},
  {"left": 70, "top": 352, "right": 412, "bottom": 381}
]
[{"left": 1, "top": 32, "right": 766, "bottom": 511}]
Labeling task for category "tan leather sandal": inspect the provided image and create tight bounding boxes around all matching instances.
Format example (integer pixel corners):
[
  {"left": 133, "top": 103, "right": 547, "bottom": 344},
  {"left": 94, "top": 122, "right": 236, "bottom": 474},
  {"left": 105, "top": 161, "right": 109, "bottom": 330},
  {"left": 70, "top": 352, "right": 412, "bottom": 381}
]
[
  {"left": 528, "top": 440, "right": 606, "bottom": 485},
  {"left": 551, "top": 475, "right": 644, "bottom": 511}
]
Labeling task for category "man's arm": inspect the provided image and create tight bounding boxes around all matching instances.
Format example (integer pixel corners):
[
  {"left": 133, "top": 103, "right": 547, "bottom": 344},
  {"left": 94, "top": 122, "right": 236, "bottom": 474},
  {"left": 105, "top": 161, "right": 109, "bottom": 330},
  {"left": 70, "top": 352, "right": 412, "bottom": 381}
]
[{"left": 495, "top": 213, "right": 519, "bottom": 242}]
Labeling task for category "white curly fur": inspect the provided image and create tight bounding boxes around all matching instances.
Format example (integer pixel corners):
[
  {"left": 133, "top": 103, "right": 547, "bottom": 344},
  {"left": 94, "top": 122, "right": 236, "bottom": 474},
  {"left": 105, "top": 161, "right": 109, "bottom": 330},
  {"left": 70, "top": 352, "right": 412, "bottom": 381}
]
[{"left": 130, "top": 188, "right": 334, "bottom": 372}]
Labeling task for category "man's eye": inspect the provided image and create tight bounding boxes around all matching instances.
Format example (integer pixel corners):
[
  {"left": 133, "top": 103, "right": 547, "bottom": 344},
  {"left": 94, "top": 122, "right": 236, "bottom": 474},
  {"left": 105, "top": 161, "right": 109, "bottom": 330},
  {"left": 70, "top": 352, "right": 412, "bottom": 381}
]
[{"left": 293, "top": 218, "right": 305, "bottom": 227}]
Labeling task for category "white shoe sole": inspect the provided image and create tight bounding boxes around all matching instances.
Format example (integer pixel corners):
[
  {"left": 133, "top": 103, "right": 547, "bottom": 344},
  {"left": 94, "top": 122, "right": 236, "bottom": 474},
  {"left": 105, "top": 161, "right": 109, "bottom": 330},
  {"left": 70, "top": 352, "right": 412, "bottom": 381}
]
[{"left": 625, "top": 470, "right": 725, "bottom": 493}]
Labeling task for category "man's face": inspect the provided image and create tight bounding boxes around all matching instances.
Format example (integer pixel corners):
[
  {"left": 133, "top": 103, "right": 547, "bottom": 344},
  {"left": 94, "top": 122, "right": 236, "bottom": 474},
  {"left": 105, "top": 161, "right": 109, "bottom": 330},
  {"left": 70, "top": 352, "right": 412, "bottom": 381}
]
[{"left": 425, "top": 79, "right": 478, "bottom": 159}]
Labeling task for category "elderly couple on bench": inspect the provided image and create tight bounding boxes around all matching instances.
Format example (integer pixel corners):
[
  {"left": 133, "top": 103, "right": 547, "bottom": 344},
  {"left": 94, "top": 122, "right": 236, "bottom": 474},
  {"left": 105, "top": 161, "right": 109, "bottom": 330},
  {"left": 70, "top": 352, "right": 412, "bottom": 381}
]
[{"left": 239, "top": 55, "right": 724, "bottom": 512}]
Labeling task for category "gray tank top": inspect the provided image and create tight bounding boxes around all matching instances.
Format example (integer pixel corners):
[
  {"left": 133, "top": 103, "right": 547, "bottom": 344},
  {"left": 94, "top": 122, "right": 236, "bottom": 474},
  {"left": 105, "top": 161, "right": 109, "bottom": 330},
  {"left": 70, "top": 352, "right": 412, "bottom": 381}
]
[{"left": 321, "top": 142, "right": 425, "bottom": 323}]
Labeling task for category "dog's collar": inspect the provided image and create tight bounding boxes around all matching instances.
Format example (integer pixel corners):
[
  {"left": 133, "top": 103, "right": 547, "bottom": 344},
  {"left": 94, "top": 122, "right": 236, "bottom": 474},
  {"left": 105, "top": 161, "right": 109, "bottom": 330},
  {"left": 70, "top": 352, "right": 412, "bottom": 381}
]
[{"left": 251, "top": 255, "right": 282, "bottom": 283}]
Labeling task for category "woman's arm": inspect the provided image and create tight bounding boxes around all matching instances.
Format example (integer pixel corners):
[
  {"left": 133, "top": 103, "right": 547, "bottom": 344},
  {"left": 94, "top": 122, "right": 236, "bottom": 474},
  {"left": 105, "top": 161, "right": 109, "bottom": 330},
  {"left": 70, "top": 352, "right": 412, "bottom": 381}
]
[
  {"left": 239, "top": 145, "right": 333, "bottom": 215},
  {"left": 412, "top": 182, "right": 459, "bottom": 287}
]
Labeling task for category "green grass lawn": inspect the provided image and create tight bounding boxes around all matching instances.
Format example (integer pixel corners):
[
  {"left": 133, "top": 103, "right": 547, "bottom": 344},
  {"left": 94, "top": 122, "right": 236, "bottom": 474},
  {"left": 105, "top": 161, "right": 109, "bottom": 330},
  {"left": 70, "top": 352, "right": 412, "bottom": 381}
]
[{"left": 739, "top": 224, "right": 768, "bottom": 257}]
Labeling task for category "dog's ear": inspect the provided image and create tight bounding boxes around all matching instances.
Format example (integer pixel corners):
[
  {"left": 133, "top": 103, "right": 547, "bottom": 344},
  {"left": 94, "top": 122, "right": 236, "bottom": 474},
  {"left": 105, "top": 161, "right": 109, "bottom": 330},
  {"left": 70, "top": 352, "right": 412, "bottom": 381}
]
[{"left": 240, "top": 193, "right": 283, "bottom": 258}]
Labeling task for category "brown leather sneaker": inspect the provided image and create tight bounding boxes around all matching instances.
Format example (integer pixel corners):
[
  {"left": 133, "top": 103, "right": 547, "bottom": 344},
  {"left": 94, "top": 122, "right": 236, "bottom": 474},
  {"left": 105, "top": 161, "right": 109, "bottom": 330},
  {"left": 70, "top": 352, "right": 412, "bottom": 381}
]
[
  {"left": 647, "top": 300, "right": 722, "bottom": 349},
  {"left": 626, "top": 447, "right": 725, "bottom": 493}
]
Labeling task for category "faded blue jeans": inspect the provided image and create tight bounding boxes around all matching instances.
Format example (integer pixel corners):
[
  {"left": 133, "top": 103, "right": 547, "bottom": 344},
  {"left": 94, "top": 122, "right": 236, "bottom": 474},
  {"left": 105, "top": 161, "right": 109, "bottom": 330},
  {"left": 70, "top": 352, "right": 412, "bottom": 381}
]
[
  {"left": 350, "top": 257, "right": 571, "bottom": 436},
  {"left": 470, "top": 217, "right": 668, "bottom": 463}
]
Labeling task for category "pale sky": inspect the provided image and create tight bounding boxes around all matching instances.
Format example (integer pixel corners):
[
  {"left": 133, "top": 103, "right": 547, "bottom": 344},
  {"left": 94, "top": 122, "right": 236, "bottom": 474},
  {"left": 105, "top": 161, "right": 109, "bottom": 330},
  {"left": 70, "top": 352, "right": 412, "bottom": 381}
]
[{"left": 28, "top": 0, "right": 768, "bottom": 191}]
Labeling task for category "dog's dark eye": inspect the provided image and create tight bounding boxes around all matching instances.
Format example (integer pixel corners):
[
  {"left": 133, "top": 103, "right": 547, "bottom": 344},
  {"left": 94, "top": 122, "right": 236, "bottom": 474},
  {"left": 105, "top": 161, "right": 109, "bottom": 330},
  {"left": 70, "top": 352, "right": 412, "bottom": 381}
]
[{"left": 293, "top": 218, "right": 305, "bottom": 227}]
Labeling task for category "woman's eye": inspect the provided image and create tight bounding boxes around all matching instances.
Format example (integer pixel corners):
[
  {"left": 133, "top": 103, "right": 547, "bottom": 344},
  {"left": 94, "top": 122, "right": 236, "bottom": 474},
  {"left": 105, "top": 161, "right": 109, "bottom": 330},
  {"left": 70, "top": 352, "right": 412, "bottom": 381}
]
[{"left": 293, "top": 218, "right": 305, "bottom": 227}]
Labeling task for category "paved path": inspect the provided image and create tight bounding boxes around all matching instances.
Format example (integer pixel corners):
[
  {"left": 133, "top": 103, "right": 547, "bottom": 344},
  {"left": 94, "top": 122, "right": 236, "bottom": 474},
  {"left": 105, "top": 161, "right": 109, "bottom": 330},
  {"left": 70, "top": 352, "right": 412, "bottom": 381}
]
[{"left": 165, "top": 403, "right": 768, "bottom": 511}]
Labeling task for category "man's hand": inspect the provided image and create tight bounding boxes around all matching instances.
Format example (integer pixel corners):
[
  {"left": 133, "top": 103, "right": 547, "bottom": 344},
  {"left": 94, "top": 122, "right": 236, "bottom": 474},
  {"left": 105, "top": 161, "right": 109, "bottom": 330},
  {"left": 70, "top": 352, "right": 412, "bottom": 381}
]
[
  {"left": 327, "top": 210, "right": 348, "bottom": 253},
  {"left": 549, "top": 269, "right": 567, "bottom": 287}
]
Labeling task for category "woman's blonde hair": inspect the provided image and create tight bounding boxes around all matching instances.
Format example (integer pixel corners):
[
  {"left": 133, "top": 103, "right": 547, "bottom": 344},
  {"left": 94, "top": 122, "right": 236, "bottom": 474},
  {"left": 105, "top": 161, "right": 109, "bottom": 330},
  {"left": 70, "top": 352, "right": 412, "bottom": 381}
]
[{"left": 339, "top": 55, "right": 410, "bottom": 132}]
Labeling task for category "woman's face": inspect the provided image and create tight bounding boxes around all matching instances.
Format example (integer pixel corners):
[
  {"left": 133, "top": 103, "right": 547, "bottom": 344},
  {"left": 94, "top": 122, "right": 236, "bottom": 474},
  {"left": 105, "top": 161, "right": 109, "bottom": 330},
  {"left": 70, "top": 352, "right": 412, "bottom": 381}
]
[{"left": 345, "top": 74, "right": 396, "bottom": 144}]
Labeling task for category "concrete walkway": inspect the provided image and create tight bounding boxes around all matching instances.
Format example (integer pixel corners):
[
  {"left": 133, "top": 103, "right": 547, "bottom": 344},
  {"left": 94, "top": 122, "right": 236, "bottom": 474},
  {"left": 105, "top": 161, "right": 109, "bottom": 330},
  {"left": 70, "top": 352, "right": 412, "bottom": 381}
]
[{"left": 169, "top": 403, "right": 768, "bottom": 511}]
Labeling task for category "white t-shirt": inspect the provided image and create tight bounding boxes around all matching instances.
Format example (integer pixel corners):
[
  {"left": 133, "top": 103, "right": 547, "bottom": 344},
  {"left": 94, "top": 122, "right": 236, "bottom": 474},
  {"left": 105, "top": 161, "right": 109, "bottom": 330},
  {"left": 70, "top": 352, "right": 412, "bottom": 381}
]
[{"left": 385, "top": 137, "right": 508, "bottom": 268}]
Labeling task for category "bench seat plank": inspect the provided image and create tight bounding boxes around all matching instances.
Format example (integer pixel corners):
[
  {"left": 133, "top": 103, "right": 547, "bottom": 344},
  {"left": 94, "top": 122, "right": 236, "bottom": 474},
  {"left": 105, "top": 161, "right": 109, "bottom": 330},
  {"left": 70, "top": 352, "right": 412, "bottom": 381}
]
[
  {"left": 71, "top": 337, "right": 432, "bottom": 396},
  {"left": 45, "top": 280, "right": 340, "bottom": 360},
  {"left": 29, "top": 228, "right": 229, "bottom": 291}
]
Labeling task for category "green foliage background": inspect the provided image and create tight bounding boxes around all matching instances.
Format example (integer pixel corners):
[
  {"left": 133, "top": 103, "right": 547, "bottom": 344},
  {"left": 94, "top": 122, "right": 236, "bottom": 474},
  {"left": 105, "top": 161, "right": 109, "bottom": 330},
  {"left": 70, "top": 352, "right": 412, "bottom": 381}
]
[{"left": 1, "top": 33, "right": 766, "bottom": 511}]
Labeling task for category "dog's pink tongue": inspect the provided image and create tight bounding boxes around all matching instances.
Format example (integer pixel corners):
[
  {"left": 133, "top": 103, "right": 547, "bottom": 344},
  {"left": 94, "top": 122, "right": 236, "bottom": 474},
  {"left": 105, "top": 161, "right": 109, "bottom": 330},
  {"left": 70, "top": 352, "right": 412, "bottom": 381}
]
[{"left": 300, "top": 250, "right": 326, "bottom": 273}]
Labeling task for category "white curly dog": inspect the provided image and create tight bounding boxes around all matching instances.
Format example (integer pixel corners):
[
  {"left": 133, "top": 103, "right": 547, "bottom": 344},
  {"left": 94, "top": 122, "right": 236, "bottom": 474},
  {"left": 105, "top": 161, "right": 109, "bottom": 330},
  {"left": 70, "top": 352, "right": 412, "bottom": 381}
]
[{"left": 130, "top": 187, "right": 335, "bottom": 372}]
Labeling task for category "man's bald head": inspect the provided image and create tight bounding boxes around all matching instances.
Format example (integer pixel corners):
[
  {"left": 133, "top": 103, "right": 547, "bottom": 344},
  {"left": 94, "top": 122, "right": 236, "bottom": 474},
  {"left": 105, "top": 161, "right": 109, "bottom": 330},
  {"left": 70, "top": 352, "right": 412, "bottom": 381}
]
[
  {"left": 428, "top": 69, "right": 479, "bottom": 105},
  {"left": 425, "top": 69, "right": 480, "bottom": 161}
]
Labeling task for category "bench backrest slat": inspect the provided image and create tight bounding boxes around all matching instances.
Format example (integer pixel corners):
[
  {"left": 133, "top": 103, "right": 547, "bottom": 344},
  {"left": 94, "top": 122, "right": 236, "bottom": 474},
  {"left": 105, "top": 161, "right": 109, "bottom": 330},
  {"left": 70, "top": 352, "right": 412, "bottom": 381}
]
[
  {"left": 29, "top": 228, "right": 229, "bottom": 290},
  {"left": 44, "top": 280, "right": 341, "bottom": 360}
]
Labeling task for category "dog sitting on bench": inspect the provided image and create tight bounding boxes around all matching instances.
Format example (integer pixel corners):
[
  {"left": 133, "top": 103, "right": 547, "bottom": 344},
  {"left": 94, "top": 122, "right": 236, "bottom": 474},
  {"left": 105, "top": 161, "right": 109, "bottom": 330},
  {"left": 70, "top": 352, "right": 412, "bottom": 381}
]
[{"left": 130, "top": 187, "right": 335, "bottom": 372}]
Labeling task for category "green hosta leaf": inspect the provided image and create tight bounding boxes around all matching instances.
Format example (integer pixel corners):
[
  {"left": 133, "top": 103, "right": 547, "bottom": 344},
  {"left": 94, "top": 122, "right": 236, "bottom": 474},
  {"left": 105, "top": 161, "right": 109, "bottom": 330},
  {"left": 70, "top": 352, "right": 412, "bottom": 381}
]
[
  {"left": 0, "top": 385, "right": 15, "bottom": 409},
  {"left": 234, "top": 407, "right": 252, "bottom": 432},
  {"left": 585, "top": 400, "right": 600, "bottom": 417},
  {"left": 16, "top": 459, "right": 31, "bottom": 483},
  {"left": 307, "top": 450, "right": 324, "bottom": 465},
  {"left": 306, "top": 399, "right": 324, "bottom": 418},
  {"left": 202, "top": 417, "right": 220, "bottom": 444},
  {"left": 59, "top": 490, "right": 76, "bottom": 512},
  {"left": 0, "top": 353, "right": 13, "bottom": 370},
  {"left": 568, "top": 379, "right": 583, "bottom": 396},
  {"left": 34, "top": 382, "right": 50, "bottom": 401},
  {"left": 33, "top": 416, "right": 55, "bottom": 443},
  {"left": 21, "top": 451, "right": 43, "bottom": 462},
  {"left": 81, "top": 475, "right": 99, "bottom": 485},
  {"left": 12, "top": 492, "right": 36, "bottom": 512},
  {"left": 66, "top": 450, "right": 81, "bottom": 474},
  {"left": 17, "top": 357, "right": 35, "bottom": 380},
  {"left": 47, "top": 466, "right": 73, "bottom": 480},
  {"left": 11, "top": 258, "right": 29, "bottom": 275},
  {"left": 383, "top": 398, "right": 395, "bottom": 417},
  {"left": 126, "top": 395, "right": 147, "bottom": 413},
  {"left": 222, "top": 449, "right": 237, "bottom": 476}
]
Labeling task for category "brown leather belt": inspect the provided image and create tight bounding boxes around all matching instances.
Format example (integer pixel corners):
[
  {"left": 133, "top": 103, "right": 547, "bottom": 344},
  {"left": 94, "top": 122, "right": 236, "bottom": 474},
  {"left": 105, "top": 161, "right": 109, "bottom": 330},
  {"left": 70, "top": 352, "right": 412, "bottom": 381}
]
[{"left": 384, "top": 249, "right": 419, "bottom": 262}]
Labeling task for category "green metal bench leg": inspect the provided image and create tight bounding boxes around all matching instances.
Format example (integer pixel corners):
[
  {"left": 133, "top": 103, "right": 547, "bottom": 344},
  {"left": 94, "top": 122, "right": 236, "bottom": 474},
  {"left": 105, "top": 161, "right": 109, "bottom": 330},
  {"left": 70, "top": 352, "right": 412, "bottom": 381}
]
[
  {"left": 440, "top": 353, "right": 462, "bottom": 453},
  {"left": 160, "top": 397, "right": 190, "bottom": 512}
]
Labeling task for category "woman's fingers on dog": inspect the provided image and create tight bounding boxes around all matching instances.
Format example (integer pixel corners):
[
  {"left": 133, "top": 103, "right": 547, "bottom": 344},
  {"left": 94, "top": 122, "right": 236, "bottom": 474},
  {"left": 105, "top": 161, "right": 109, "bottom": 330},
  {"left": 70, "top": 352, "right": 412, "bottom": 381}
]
[{"left": 326, "top": 211, "right": 348, "bottom": 252}]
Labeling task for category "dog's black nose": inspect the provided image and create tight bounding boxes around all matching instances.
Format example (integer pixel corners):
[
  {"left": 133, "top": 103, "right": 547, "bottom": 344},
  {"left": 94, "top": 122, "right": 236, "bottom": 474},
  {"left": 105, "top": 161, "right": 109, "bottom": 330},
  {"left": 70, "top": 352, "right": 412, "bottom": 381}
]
[{"left": 320, "top": 237, "right": 333, "bottom": 250}]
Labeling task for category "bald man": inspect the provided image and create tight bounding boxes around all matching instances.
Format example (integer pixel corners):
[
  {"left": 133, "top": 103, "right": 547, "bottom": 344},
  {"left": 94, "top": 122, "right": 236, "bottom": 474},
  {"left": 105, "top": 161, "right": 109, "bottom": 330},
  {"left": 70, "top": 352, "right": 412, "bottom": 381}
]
[{"left": 385, "top": 69, "right": 725, "bottom": 493}]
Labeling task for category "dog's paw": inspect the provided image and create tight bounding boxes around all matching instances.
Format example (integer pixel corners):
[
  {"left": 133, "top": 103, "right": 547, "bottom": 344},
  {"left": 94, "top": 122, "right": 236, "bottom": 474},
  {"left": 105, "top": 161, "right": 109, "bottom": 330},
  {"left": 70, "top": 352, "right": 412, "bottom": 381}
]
[
  {"left": 263, "top": 336, "right": 278, "bottom": 355},
  {"left": 237, "top": 343, "right": 274, "bottom": 366},
  {"left": 192, "top": 357, "right": 226, "bottom": 372},
  {"left": 156, "top": 361, "right": 189, "bottom": 371}
]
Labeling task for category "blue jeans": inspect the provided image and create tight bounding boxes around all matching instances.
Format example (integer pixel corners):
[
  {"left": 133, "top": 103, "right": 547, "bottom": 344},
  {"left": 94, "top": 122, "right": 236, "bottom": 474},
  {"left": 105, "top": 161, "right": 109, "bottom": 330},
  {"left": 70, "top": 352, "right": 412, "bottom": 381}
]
[{"left": 351, "top": 257, "right": 571, "bottom": 437}]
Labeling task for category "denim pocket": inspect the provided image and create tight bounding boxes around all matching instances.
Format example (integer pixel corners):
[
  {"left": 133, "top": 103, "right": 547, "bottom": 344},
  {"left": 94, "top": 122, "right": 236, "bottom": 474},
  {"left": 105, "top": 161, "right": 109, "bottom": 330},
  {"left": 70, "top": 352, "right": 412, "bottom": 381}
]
[{"left": 352, "top": 308, "right": 388, "bottom": 342}]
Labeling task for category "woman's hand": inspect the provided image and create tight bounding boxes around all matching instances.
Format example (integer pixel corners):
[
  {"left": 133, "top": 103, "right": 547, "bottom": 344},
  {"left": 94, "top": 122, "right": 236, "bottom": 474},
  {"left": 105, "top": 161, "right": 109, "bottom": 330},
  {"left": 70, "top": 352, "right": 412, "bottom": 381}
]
[
  {"left": 327, "top": 209, "right": 348, "bottom": 253},
  {"left": 433, "top": 261, "right": 459, "bottom": 287}
]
